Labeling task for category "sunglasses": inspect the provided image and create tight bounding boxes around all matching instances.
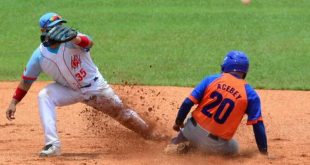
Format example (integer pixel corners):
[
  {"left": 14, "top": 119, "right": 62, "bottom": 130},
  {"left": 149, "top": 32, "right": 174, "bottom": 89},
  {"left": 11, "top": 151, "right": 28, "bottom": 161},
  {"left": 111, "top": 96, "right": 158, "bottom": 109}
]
[
  {"left": 49, "top": 15, "right": 62, "bottom": 22},
  {"left": 42, "top": 15, "right": 62, "bottom": 28}
]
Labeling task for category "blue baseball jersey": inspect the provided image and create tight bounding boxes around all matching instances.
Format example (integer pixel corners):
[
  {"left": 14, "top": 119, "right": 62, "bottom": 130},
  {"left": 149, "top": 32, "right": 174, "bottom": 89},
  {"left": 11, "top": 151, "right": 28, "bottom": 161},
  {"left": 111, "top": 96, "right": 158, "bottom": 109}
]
[{"left": 190, "top": 73, "right": 263, "bottom": 125}]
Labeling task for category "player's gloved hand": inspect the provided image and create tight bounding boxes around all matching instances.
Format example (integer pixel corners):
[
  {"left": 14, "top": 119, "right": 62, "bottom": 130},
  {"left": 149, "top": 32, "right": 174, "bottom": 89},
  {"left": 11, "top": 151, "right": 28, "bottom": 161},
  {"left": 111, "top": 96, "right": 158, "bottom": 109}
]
[
  {"left": 41, "top": 25, "right": 77, "bottom": 47},
  {"left": 173, "top": 123, "right": 184, "bottom": 132},
  {"left": 48, "top": 25, "right": 77, "bottom": 42},
  {"left": 173, "top": 118, "right": 184, "bottom": 132},
  {"left": 6, "top": 102, "right": 17, "bottom": 121}
]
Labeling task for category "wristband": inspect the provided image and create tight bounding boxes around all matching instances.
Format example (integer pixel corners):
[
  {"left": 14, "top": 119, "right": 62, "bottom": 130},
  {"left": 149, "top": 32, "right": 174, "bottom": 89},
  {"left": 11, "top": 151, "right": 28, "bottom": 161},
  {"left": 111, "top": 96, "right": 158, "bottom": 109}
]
[
  {"left": 13, "top": 88, "right": 27, "bottom": 101},
  {"left": 77, "top": 36, "right": 90, "bottom": 48}
]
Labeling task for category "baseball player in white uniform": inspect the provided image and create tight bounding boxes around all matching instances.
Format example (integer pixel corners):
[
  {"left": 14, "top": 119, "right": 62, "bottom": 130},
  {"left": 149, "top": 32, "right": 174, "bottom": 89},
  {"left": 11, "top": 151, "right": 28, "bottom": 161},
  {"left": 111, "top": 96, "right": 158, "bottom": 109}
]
[{"left": 6, "top": 12, "right": 160, "bottom": 157}]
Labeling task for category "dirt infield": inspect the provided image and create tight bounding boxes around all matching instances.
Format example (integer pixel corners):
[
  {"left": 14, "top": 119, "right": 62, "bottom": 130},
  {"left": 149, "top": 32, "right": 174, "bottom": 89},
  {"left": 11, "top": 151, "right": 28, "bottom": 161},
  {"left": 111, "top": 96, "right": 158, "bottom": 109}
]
[{"left": 0, "top": 82, "right": 309, "bottom": 165}]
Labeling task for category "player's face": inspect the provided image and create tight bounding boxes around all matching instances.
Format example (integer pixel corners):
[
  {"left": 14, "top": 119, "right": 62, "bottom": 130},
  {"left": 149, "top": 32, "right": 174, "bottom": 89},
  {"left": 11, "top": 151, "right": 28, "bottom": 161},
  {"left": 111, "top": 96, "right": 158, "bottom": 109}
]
[{"left": 40, "top": 23, "right": 63, "bottom": 33}]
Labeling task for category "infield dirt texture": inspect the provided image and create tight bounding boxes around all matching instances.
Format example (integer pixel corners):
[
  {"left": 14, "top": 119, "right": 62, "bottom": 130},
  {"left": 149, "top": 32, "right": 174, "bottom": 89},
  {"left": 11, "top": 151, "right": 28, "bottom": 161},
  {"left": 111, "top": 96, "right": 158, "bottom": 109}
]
[
  {"left": 0, "top": 82, "right": 309, "bottom": 164},
  {"left": 0, "top": 0, "right": 310, "bottom": 164}
]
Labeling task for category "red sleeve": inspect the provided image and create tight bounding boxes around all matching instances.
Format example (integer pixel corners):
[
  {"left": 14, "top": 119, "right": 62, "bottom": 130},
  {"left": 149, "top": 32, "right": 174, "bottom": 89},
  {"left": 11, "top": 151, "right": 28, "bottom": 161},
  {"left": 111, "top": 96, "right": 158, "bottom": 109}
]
[{"left": 77, "top": 35, "right": 91, "bottom": 48}]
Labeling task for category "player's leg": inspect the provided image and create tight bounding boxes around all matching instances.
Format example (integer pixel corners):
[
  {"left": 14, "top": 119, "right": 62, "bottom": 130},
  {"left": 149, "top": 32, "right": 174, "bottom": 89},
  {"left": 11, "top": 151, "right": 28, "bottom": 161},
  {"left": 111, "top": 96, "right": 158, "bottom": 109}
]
[
  {"left": 217, "top": 138, "right": 239, "bottom": 155},
  {"left": 84, "top": 86, "right": 160, "bottom": 140},
  {"left": 38, "top": 82, "right": 84, "bottom": 156},
  {"left": 171, "top": 131, "right": 188, "bottom": 144},
  {"left": 182, "top": 117, "right": 239, "bottom": 155},
  {"left": 164, "top": 131, "right": 191, "bottom": 154},
  {"left": 200, "top": 137, "right": 239, "bottom": 155}
]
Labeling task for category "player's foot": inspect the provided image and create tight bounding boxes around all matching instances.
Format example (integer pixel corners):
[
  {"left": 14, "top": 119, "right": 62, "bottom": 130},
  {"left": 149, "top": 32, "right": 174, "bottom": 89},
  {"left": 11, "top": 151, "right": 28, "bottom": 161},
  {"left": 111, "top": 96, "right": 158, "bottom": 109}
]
[
  {"left": 144, "top": 131, "right": 170, "bottom": 141},
  {"left": 39, "top": 144, "right": 61, "bottom": 157},
  {"left": 171, "top": 132, "right": 188, "bottom": 144},
  {"left": 164, "top": 142, "right": 190, "bottom": 155}
]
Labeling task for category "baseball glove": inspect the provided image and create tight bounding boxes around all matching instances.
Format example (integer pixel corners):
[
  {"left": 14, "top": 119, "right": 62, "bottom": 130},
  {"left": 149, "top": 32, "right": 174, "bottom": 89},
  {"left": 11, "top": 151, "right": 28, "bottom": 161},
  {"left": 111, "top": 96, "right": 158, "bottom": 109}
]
[{"left": 41, "top": 25, "right": 77, "bottom": 47}]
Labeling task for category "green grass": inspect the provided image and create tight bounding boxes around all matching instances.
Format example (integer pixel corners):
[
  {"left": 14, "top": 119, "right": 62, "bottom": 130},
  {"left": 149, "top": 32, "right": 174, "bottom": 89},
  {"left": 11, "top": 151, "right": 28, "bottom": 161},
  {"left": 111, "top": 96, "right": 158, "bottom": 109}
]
[{"left": 0, "top": 0, "right": 309, "bottom": 90}]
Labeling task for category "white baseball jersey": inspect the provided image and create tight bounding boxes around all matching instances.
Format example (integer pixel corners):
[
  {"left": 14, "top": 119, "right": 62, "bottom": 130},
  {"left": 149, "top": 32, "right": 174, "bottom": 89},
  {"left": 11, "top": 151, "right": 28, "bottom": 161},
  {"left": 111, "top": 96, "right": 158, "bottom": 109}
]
[
  {"left": 26, "top": 33, "right": 149, "bottom": 148},
  {"left": 23, "top": 37, "right": 105, "bottom": 92},
  {"left": 26, "top": 34, "right": 121, "bottom": 148}
]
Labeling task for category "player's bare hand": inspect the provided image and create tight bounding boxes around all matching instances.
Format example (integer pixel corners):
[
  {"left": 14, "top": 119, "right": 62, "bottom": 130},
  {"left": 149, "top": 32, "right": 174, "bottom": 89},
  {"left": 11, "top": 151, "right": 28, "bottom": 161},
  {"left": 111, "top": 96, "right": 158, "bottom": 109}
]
[
  {"left": 6, "top": 102, "right": 17, "bottom": 121},
  {"left": 173, "top": 123, "right": 184, "bottom": 132}
]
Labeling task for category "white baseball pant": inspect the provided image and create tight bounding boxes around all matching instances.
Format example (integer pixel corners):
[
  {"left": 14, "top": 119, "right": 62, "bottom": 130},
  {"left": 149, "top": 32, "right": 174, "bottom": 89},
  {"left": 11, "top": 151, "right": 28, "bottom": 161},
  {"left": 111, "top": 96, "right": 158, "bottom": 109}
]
[{"left": 38, "top": 81, "right": 149, "bottom": 148}]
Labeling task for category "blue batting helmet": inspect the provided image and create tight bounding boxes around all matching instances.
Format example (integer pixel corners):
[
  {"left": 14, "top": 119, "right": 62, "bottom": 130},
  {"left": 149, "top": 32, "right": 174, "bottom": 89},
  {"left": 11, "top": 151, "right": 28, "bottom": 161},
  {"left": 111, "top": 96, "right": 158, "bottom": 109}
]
[{"left": 221, "top": 50, "right": 249, "bottom": 74}]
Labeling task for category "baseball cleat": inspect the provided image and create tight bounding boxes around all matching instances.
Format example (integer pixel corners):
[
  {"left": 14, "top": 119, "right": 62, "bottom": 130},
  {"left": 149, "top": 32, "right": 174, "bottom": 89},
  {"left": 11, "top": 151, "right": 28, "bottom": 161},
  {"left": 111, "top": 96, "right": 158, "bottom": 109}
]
[{"left": 39, "top": 144, "right": 61, "bottom": 157}]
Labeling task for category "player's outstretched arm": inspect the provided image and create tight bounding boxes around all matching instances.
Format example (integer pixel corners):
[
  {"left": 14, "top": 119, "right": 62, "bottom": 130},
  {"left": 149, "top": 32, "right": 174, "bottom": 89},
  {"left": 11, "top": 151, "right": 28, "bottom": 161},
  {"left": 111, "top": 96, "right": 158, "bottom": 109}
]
[
  {"left": 6, "top": 80, "right": 33, "bottom": 121},
  {"left": 173, "top": 98, "right": 194, "bottom": 131},
  {"left": 253, "top": 121, "right": 268, "bottom": 155}
]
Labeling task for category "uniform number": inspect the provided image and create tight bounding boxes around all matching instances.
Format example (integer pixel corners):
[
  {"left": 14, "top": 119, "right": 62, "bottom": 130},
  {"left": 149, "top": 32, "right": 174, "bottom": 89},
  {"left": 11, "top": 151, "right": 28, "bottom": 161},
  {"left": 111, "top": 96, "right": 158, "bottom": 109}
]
[
  {"left": 202, "top": 91, "right": 235, "bottom": 124},
  {"left": 75, "top": 68, "right": 87, "bottom": 81}
]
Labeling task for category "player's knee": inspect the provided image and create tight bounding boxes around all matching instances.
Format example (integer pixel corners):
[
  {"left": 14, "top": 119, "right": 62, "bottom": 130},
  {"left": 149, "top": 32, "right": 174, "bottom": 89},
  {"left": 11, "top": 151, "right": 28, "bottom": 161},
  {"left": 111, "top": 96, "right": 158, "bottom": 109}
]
[
  {"left": 226, "top": 140, "right": 239, "bottom": 155},
  {"left": 117, "top": 109, "right": 135, "bottom": 121},
  {"left": 38, "top": 88, "right": 52, "bottom": 102},
  {"left": 110, "top": 94, "right": 122, "bottom": 106},
  {"left": 38, "top": 89, "right": 48, "bottom": 99}
]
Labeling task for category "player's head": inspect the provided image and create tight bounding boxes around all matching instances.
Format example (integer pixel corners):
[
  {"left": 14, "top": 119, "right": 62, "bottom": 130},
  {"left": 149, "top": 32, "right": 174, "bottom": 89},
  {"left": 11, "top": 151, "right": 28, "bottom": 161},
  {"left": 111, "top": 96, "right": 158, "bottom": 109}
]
[
  {"left": 221, "top": 50, "right": 249, "bottom": 79},
  {"left": 39, "top": 12, "right": 67, "bottom": 47},
  {"left": 39, "top": 12, "right": 66, "bottom": 31}
]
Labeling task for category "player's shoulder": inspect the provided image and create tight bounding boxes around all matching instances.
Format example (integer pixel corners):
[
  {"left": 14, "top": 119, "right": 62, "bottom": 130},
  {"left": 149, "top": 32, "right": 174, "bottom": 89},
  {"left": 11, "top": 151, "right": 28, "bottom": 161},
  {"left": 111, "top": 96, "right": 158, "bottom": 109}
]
[
  {"left": 32, "top": 46, "right": 43, "bottom": 58},
  {"left": 245, "top": 83, "right": 255, "bottom": 92},
  {"left": 245, "top": 84, "right": 260, "bottom": 100},
  {"left": 34, "top": 46, "right": 41, "bottom": 52},
  {"left": 193, "top": 73, "right": 222, "bottom": 90}
]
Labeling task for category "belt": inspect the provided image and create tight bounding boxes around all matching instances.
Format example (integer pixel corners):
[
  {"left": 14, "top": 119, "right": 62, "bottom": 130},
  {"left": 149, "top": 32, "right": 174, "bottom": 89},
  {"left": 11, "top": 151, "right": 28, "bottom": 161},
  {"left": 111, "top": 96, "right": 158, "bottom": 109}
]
[
  {"left": 190, "top": 117, "right": 219, "bottom": 141},
  {"left": 80, "top": 77, "right": 98, "bottom": 88}
]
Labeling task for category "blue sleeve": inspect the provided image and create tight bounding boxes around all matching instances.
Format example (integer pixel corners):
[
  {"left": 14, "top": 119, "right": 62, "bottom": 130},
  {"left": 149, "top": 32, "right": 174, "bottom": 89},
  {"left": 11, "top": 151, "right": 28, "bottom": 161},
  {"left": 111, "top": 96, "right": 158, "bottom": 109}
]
[
  {"left": 253, "top": 121, "right": 268, "bottom": 154},
  {"left": 22, "top": 47, "right": 42, "bottom": 83},
  {"left": 175, "top": 74, "right": 221, "bottom": 124},
  {"left": 245, "top": 84, "right": 263, "bottom": 124},
  {"left": 190, "top": 74, "right": 221, "bottom": 103},
  {"left": 175, "top": 98, "right": 194, "bottom": 125}
]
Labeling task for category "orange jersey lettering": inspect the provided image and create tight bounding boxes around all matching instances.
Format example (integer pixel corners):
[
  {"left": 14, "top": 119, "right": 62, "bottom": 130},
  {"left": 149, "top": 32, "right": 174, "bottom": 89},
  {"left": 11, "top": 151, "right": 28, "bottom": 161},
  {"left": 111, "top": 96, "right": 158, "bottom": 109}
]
[{"left": 192, "top": 73, "right": 248, "bottom": 140}]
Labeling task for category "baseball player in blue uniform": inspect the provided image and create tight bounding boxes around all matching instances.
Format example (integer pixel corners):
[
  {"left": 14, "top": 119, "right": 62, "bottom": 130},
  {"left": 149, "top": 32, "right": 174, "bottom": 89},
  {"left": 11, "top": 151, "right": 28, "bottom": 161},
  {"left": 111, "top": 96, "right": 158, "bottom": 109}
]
[
  {"left": 165, "top": 51, "right": 268, "bottom": 156},
  {"left": 5, "top": 12, "right": 162, "bottom": 157}
]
